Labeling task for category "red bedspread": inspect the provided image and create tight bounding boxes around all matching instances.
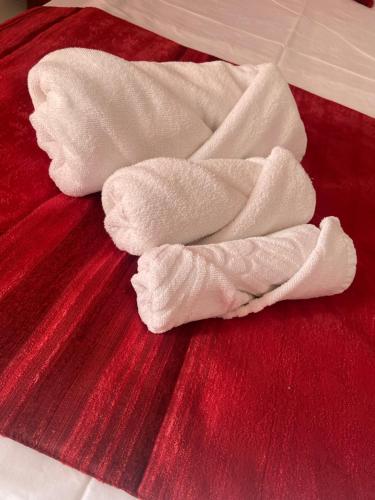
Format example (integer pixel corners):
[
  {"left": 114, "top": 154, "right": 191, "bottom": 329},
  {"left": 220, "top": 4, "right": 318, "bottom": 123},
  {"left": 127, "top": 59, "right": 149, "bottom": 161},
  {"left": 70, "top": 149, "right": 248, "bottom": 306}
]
[{"left": 0, "top": 6, "right": 375, "bottom": 500}]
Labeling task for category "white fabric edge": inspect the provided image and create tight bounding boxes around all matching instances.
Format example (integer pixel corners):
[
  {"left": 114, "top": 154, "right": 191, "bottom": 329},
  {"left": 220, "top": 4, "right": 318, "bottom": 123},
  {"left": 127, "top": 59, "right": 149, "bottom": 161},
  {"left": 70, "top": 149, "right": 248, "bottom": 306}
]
[{"left": 0, "top": 437, "right": 136, "bottom": 500}]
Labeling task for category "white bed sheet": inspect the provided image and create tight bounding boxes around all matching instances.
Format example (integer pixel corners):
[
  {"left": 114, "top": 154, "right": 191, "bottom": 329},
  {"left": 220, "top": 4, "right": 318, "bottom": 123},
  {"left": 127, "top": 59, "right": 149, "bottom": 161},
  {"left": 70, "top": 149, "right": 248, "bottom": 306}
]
[
  {"left": 0, "top": 437, "right": 135, "bottom": 500},
  {"left": 46, "top": 0, "right": 375, "bottom": 117}
]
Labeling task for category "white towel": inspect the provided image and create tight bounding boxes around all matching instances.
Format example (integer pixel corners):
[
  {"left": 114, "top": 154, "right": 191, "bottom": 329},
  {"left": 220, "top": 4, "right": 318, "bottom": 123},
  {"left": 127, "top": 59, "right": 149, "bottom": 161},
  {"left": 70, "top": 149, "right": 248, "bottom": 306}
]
[
  {"left": 102, "top": 147, "right": 315, "bottom": 255},
  {"left": 131, "top": 217, "right": 357, "bottom": 333},
  {"left": 28, "top": 48, "right": 307, "bottom": 196}
]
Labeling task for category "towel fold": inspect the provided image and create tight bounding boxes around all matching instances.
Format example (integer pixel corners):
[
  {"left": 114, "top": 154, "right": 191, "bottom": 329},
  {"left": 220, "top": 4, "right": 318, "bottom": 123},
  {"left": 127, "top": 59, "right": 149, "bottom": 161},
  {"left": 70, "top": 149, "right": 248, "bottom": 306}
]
[
  {"left": 28, "top": 48, "right": 307, "bottom": 196},
  {"left": 131, "top": 217, "right": 357, "bottom": 333},
  {"left": 102, "top": 147, "right": 315, "bottom": 255}
]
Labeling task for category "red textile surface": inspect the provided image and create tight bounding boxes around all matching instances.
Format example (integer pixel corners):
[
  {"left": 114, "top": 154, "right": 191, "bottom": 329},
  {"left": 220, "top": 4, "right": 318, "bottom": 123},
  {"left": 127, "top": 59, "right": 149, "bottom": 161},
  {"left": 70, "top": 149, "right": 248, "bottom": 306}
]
[
  {"left": 0, "top": 6, "right": 374, "bottom": 500},
  {"left": 354, "top": 0, "right": 373, "bottom": 7}
]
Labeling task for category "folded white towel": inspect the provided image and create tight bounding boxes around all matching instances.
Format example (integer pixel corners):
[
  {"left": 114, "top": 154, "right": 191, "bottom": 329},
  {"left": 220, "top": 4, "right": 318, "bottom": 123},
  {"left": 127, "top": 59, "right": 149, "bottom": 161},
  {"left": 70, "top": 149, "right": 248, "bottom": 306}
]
[
  {"left": 102, "top": 147, "right": 315, "bottom": 255},
  {"left": 28, "top": 48, "right": 307, "bottom": 196},
  {"left": 131, "top": 217, "right": 357, "bottom": 333}
]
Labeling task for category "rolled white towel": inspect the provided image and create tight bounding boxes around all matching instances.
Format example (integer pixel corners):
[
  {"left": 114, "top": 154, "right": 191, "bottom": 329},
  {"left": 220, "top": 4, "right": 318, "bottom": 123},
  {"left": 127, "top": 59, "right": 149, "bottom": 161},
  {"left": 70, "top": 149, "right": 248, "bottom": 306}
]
[
  {"left": 102, "top": 147, "right": 315, "bottom": 255},
  {"left": 131, "top": 217, "right": 357, "bottom": 333},
  {"left": 28, "top": 48, "right": 307, "bottom": 196}
]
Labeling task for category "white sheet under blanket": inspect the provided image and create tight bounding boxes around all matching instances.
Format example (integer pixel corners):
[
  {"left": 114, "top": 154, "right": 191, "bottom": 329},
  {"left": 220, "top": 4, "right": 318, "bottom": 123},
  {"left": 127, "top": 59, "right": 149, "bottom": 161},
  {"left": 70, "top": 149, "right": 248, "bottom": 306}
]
[
  {"left": 0, "top": 437, "right": 134, "bottom": 500},
  {"left": 46, "top": 0, "right": 375, "bottom": 118}
]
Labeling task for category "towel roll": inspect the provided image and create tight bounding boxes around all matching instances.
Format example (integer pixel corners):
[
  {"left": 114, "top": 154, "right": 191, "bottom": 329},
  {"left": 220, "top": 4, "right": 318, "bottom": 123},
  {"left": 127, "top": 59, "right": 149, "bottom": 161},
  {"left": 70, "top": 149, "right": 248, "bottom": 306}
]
[
  {"left": 131, "top": 217, "right": 357, "bottom": 333},
  {"left": 102, "top": 147, "right": 315, "bottom": 255},
  {"left": 28, "top": 48, "right": 307, "bottom": 196}
]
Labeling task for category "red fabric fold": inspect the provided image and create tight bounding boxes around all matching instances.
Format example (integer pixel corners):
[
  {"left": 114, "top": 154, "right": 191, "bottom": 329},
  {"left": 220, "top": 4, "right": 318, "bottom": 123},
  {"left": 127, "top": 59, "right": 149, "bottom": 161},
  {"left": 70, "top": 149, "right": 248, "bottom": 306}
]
[
  {"left": 1, "top": 6, "right": 375, "bottom": 500},
  {"left": 354, "top": 0, "right": 373, "bottom": 7}
]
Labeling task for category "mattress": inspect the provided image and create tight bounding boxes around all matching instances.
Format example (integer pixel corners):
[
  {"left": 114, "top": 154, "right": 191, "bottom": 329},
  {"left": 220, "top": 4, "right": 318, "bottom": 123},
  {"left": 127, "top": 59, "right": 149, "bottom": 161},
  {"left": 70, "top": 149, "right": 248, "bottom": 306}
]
[{"left": 1, "top": 5, "right": 375, "bottom": 500}]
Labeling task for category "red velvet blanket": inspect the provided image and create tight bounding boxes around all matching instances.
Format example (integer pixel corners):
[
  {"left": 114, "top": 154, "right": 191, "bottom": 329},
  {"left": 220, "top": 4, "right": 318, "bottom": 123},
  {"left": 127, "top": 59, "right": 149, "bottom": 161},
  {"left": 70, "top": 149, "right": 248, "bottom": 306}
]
[{"left": 1, "top": 6, "right": 375, "bottom": 499}]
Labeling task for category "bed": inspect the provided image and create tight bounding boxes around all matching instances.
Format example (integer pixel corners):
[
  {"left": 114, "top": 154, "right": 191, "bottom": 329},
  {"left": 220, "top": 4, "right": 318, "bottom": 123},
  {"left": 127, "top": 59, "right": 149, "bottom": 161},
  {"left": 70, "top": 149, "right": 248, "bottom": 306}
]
[{"left": 0, "top": 2, "right": 375, "bottom": 499}]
